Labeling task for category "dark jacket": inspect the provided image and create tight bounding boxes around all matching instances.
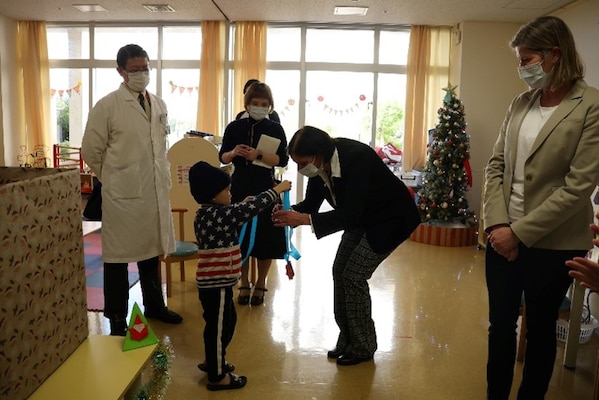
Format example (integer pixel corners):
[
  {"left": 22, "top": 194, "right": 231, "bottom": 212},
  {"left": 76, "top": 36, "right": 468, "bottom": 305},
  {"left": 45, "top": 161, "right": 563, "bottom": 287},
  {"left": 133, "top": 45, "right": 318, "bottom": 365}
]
[{"left": 293, "top": 138, "right": 420, "bottom": 253}]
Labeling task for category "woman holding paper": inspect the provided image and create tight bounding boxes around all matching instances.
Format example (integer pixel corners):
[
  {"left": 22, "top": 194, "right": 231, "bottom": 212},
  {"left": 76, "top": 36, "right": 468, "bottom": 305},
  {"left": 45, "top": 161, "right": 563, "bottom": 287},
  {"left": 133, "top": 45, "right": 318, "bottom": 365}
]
[{"left": 219, "top": 82, "right": 289, "bottom": 306}]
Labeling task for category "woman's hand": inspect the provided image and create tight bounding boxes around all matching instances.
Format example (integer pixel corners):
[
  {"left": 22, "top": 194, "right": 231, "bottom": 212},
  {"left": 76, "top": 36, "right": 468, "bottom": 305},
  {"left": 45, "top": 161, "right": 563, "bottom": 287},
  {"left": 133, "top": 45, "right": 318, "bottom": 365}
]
[
  {"left": 232, "top": 144, "right": 251, "bottom": 159},
  {"left": 488, "top": 226, "right": 520, "bottom": 261},
  {"left": 272, "top": 209, "right": 309, "bottom": 227}
]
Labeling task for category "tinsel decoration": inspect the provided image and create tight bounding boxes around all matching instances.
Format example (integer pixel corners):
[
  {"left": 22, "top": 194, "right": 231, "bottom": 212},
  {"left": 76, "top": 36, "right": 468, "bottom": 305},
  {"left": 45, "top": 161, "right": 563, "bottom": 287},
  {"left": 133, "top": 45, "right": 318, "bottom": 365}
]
[{"left": 134, "top": 337, "right": 174, "bottom": 400}]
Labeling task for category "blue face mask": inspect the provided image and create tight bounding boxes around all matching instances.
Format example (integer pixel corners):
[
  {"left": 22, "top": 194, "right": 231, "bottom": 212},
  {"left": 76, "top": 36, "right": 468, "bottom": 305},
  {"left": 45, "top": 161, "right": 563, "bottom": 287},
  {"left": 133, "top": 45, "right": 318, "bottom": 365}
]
[{"left": 517, "top": 60, "right": 552, "bottom": 89}]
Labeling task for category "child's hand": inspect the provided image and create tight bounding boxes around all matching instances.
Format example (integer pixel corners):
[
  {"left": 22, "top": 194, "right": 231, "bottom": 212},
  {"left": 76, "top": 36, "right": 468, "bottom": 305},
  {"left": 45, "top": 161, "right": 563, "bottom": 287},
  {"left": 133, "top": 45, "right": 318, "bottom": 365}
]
[{"left": 274, "top": 180, "right": 292, "bottom": 194}]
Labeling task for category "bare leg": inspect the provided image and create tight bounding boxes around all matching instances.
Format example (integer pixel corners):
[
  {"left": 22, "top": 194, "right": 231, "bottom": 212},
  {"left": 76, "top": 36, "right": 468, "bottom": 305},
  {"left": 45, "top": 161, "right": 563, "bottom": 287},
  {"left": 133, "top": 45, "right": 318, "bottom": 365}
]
[
  {"left": 237, "top": 260, "right": 252, "bottom": 305},
  {"left": 251, "top": 259, "right": 272, "bottom": 306}
]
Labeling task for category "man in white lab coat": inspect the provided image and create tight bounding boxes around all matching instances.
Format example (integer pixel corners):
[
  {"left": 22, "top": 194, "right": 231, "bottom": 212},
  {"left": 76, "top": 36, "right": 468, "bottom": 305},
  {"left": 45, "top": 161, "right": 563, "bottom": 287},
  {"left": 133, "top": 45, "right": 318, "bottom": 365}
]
[{"left": 82, "top": 44, "right": 183, "bottom": 335}]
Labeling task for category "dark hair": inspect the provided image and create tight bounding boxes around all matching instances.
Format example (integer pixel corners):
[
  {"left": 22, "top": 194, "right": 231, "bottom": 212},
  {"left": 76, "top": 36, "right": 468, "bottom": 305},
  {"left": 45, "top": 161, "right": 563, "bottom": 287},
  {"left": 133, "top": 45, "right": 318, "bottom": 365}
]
[
  {"left": 116, "top": 44, "right": 149, "bottom": 69},
  {"left": 288, "top": 126, "right": 335, "bottom": 161},
  {"left": 243, "top": 79, "right": 260, "bottom": 94},
  {"left": 510, "top": 16, "right": 584, "bottom": 89},
  {"left": 244, "top": 82, "right": 274, "bottom": 111}
]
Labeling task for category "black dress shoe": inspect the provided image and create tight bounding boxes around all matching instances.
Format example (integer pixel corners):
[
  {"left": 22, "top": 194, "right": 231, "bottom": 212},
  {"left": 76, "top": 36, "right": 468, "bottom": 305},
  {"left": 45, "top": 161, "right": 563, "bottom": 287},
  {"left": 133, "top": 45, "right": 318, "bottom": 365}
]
[
  {"left": 144, "top": 307, "right": 183, "bottom": 324},
  {"left": 109, "top": 317, "right": 127, "bottom": 336},
  {"left": 336, "top": 354, "right": 373, "bottom": 366},
  {"left": 327, "top": 347, "right": 344, "bottom": 359}
]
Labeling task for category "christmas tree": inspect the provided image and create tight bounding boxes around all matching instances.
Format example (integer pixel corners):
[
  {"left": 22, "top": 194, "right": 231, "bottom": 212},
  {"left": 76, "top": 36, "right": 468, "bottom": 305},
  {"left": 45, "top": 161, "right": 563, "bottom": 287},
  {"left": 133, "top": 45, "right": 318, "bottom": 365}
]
[{"left": 417, "top": 84, "right": 474, "bottom": 224}]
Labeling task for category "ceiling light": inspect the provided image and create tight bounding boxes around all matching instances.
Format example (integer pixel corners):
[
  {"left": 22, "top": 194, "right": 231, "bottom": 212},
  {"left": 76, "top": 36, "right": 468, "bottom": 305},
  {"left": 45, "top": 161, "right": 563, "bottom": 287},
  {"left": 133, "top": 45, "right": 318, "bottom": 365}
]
[
  {"left": 142, "top": 4, "right": 176, "bottom": 12},
  {"left": 334, "top": 6, "right": 368, "bottom": 16},
  {"left": 72, "top": 4, "right": 108, "bottom": 12}
]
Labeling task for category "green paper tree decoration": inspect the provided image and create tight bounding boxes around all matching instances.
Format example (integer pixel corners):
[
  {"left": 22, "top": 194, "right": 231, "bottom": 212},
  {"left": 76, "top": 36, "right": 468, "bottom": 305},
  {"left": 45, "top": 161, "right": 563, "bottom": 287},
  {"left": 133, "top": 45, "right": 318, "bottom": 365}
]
[{"left": 417, "top": 83, "right": 474, "bottom": 224}]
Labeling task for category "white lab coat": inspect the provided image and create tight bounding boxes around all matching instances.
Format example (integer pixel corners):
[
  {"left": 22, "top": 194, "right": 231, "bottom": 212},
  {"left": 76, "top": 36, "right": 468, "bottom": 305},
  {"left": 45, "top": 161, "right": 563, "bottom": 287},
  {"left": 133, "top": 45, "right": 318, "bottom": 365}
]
[{"left": 82, "top": 83, "right": 175, "bottom": 263}]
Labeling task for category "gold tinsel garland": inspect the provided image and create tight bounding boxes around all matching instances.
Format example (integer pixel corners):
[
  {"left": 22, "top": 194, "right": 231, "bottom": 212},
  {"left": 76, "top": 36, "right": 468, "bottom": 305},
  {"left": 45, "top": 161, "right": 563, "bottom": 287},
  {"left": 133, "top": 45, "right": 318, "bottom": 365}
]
[{"left": 134, "top": 337, "right": 174, "bottom": 400}]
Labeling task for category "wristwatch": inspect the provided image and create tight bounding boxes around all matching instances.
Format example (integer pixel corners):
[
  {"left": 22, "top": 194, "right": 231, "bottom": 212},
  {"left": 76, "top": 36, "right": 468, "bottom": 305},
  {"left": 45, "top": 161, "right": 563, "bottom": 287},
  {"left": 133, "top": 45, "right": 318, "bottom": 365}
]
[{"left": 256, "top": 150, "right": 263, "bottom": 161}]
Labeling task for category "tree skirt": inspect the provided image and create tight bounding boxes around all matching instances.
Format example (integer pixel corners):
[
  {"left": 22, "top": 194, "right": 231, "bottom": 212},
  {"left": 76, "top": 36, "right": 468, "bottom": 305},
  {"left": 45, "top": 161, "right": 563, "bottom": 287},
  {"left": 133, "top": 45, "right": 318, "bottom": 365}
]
[
  {"left": 410, "top": 222, "right": 478, "bottom": 247},
  {"left": 84, "top": 230, "right": 139, "bottom": 311}
]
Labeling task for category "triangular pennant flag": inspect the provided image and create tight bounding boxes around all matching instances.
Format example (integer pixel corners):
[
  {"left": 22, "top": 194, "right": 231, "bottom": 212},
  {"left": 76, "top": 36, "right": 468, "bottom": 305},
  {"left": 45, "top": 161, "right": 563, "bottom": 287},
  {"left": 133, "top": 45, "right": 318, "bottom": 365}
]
[{"left": 123, "top": 302, "right": 159, "bottom": 351}]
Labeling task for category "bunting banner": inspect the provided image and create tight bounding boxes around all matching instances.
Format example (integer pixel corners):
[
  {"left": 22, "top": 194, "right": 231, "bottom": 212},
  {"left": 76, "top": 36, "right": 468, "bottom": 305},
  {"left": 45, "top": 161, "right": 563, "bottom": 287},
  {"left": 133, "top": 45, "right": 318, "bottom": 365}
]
[
  {"left": 168, "top": 81, "right": 199, "bottom": 95},
  {"left": 50, "top": 82, "right": 82, "bottom": 98}
]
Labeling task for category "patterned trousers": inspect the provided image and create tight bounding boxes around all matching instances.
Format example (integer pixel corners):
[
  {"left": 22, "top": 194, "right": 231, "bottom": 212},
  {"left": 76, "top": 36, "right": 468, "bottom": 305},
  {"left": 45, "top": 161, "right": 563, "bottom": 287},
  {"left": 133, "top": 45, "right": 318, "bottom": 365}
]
[{"left": 332, "top": 229, "right": 391, "bottom": 357}]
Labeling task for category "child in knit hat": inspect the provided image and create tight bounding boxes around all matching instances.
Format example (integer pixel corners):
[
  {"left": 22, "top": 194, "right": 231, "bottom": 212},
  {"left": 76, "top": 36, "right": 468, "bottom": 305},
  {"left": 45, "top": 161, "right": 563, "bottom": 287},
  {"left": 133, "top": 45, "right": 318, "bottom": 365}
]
[{"left": 188, "top": 161, "right": 291, "bottom": 391}]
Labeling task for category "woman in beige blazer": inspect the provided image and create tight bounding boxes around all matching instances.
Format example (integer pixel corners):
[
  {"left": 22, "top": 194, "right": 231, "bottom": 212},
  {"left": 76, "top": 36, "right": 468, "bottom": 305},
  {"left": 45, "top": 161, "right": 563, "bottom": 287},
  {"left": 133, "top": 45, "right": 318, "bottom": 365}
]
[{"left": 483, "top": 16, "right": 599, "bottom": 400}]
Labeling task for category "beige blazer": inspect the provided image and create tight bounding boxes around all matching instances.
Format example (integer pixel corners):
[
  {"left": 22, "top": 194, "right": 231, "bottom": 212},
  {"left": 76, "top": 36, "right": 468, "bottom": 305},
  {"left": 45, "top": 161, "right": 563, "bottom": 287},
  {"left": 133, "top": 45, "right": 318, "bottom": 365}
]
[{"left": 484, "top": 79, "right": 599, "bottom": 250}]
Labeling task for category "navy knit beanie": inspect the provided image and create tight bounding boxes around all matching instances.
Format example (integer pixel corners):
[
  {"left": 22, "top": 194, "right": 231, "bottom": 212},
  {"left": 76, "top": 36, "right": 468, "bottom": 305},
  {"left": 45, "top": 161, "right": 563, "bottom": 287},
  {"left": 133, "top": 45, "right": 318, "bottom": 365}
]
[{"left": 188, "top": 161, "right": 231, "bottom": 203}]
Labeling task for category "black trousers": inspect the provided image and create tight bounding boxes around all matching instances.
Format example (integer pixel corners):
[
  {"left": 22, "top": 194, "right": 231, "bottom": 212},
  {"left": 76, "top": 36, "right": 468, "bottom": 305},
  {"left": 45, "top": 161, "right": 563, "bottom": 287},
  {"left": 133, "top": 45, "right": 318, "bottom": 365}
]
[
  {"left": 485, "top": 242, "right": 582, "bottom": 400},
  {"left": 103, "top": 256, "right": 166, "bottom": 319},
  {"left": 199, "top": 287, "right": 237, "bottom": 382}
]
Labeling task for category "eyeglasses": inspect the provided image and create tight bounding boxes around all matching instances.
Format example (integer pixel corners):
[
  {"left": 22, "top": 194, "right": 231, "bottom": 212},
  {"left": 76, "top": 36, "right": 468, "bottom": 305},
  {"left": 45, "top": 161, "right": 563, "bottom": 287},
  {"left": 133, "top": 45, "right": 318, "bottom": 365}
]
[{"left": 125, "top": 66, "right": 151, "bottom": 73}]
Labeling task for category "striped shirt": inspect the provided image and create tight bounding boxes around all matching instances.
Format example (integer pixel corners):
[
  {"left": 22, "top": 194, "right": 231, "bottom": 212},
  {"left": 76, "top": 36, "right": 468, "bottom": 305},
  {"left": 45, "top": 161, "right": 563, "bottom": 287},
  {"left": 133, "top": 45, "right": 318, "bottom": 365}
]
[{"left": 193, "top": 188, "right": 278, "bottom": 289}]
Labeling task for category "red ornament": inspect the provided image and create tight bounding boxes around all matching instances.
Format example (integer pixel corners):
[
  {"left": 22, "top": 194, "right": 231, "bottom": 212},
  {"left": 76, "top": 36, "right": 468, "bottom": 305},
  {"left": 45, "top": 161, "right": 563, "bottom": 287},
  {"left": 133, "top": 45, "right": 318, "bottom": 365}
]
[
  {"left": 317, "top": 96, "right": 324, "bottom": 102},
  {"left": 359, "top": 94, "right": 366, "bottom": 101}
]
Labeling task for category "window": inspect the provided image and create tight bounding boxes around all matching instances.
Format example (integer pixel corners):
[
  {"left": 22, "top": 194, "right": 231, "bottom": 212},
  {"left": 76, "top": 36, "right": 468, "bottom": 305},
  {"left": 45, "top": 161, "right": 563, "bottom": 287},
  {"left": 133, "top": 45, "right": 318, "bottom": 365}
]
[
  {"left": 47, "top": 25, "right": 200, "bottom": 148},
  {"left": 306, "top": 28, "right": 374, "bottom": 63},
  {"left": 94, "top": 27, "right": 159, "bottom": 60},
  {"left": 47, "top": 23, "right": 409, "bottom": 155}
]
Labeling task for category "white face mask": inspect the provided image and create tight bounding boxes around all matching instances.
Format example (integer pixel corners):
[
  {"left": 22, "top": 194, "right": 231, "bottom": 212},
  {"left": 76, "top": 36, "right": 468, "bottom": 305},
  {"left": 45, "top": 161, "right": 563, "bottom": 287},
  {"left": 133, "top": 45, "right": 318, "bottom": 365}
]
[
  {"left": 517, "top": 60, "right": 552, "bottom": 89},
  {"left": 126, "top": 71, "right": 150, "bottom": 92},
  {"left": 248, "top": 105, "right": 269, "bottom": 121},
  {"left": 298, "top": 157, "right": 323, "bottom": 178}
]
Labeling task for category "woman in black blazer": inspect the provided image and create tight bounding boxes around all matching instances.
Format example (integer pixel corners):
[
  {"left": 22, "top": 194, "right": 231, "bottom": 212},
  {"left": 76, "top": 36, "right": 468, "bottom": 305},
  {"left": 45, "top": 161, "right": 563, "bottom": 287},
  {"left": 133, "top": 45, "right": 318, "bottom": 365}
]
[{"left": 273, "top": 126, "right": 420, "bottom": 365}]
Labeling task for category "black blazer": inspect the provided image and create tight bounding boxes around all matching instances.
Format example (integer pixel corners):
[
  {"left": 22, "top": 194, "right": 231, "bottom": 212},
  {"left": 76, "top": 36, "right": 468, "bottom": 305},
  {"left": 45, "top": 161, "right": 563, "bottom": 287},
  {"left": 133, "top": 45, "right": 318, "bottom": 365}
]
[{"left": 293, "top": 138, "right": 420, "bottom": 254}]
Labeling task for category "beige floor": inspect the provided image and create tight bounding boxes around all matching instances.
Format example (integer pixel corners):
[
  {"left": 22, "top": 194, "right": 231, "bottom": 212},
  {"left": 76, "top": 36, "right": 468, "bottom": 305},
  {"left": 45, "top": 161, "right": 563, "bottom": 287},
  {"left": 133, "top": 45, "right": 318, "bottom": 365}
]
[{"left": 88, "top": 230, "right": 599, "bottom": 400}]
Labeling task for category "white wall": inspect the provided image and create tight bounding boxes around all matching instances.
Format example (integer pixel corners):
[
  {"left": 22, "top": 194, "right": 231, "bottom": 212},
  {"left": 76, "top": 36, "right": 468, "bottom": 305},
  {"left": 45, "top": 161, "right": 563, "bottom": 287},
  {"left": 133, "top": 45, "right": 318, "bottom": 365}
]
[
  {"left": 452, "top": 21, "right": 525, "bottom": 218},
  {"left": 555, "top": 0, "right": 599, "bottom": 87}
]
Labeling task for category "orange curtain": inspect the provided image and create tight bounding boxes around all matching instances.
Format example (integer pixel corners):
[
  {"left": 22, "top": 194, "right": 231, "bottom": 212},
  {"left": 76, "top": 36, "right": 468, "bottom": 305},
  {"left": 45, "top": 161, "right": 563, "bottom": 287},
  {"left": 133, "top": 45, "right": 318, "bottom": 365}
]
[
  {"left": 197, "top": 21, "right": 226, "bottom": 136},
  {"left": 16, "top": 21, "right": 51, "bottom": 153},
  {"left": 403, "top": 26, "right": 450, "bottom": 171},
  {"left": 233, "top": 21, "right": 267, "bottom": 115}
]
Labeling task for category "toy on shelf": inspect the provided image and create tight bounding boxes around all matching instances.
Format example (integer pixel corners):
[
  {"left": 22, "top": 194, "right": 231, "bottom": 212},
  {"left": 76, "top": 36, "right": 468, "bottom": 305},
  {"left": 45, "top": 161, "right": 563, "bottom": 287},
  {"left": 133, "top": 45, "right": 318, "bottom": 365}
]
[{"left": 52, "top": 144, "right": 94, "bottom": 194}]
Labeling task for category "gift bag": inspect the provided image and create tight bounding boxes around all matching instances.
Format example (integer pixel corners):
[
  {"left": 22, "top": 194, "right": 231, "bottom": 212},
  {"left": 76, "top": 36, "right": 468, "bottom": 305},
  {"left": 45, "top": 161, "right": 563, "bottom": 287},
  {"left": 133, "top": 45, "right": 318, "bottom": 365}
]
[{"left": 83, "top": 181, "right": 102, "bottom": 221}]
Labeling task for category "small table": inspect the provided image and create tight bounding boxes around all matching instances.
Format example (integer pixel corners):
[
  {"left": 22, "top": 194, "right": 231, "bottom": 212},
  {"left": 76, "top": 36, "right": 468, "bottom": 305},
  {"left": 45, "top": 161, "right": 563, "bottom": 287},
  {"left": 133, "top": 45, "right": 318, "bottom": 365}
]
[{"left": 29, "top": 335, "right": 157, "bottom": 400}]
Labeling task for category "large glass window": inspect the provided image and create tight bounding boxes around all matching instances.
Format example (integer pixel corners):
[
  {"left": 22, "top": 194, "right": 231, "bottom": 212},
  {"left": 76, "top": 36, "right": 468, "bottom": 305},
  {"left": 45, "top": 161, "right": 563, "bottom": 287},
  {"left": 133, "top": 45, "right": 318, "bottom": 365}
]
[
  {"left": 306, "top": 28, "right": 374, "bottom": 63},
  {"left": 162, "top": 69, "right": 199, "bottom": 144},
  {"left": 49, "top": 69, "right": 89, "bottom": 145},
  {"left": 163, "top": 27, "right": 201, "bottom": 60},
  {"left": 264, "top": 70, "right": 300, "bottom": 140},
  {"left": 376, "top": 73, "right": 407, "bottom": 149},
  {"left": 266, "top": 27, "right": 301, "bottom": 62},
  {"left": 379, "top": 30, "right": 410, "bottom": 65},
  {"left": 94, "top": 27, "right": 159, "bottom": 60},
  {"left": 305, "top": 71, "right": 373, "bottom": 144},
  {"left": 47, "top": 23, "right": 409, "bottom": 156},
  {"left": 48, "top": 25, "right": 200, "bottom": 148},
  {"left": 47, "top": 26, "right": 89, "bottom": 59}
]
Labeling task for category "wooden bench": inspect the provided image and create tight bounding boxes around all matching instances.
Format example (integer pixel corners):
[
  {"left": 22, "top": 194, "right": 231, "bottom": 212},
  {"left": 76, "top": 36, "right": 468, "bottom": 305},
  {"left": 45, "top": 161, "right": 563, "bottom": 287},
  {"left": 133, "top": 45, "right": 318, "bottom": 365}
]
[{"left": 28, "top": 335, "right": 157, "bottom": 400}]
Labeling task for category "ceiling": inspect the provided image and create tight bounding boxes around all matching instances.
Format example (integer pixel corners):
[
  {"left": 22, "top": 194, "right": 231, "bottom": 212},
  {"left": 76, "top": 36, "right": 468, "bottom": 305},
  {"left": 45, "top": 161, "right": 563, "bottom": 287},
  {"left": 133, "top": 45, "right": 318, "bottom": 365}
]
[{"left": 0, "top": 0, "right": 582, "bottom": 26}]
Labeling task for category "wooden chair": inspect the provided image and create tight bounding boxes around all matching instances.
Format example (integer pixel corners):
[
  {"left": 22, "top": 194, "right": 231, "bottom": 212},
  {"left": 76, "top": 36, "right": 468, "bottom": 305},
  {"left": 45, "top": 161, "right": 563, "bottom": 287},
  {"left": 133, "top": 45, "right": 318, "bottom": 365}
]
[
  {"left": 159, "top": 208, "right": 199, "bottom": 297},
  {"left": 517, "top": 295, "right": 571, "bottom": 362}
]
